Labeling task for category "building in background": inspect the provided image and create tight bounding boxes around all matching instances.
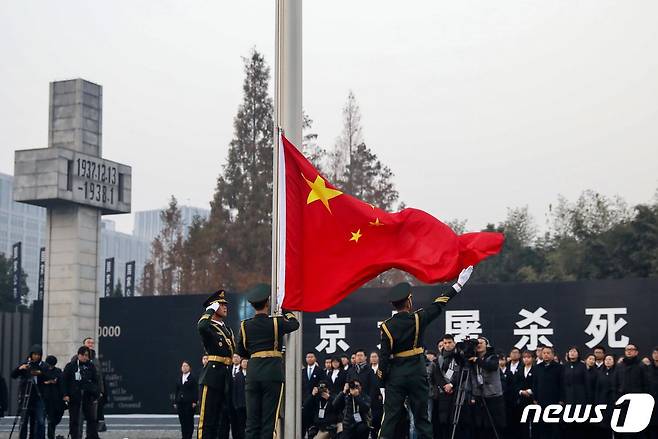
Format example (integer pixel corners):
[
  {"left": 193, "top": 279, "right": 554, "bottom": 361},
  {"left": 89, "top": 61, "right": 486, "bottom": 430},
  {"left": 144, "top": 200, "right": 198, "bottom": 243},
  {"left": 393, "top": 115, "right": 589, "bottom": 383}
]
[
  {"left": 0, "top": 172, "right": 47, "bottom": 301},
  {"left": 133, "top": 206, "right": 210, "bottom": 243},
  {"left": 1, "top": 173, "right": 208, "bottom": 300}
]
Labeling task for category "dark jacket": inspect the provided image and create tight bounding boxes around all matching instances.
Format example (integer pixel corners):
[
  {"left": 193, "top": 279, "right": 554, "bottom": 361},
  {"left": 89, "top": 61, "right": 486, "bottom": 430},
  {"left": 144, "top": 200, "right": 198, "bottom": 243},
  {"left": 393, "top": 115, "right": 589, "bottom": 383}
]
[
  {"left": 647, "top": 362, "right": 658, "bottom": 426},
  {"left": 11, "top": 360, "right": 47, "bottom": 405},
  {"left": 514, "top": 365, "right": 536, "bottom": 408},
  {"left": 333, "top": 391, "right": 371, "bottom": 432},
  {"left": 0, "top": 375, "right": 8, "bottom": 417},
  {"left": 42, "top": 366, "right": 65, "bottom": 420},
  {"left": 469, "top": 348, "right": 503, "bottom": 398},
  {"left": 62, "top": 359, "right": 99, "bottom": 401},
  {"left": 302, "top": 364, "right": 326, "bottom": 396},
  {"left": 562, "top": 360, "right": 588, "bottom": 404},
  {"left": 594, "top": 366, "right": 616, "bottom": 406},
  {"left": 303, "top": 392, "right": 338, "bottom": 431},
  {"left": 346, "top": 363, "right": 380, "bottom": 407},
  {"left": 615, "top": 356, "right": 647, "bottom": 396},
  {"left": 175, "top": 373, "right": 198, "bottom": 405},
  {"left": 231, "top": 370, "right": 246, "bottom": 410},
  {"left": 327, "top": 368, "right": 348, "bottom": 395},
  {"left": 533, "top": 361, "right": 563, "bottom": 406}
]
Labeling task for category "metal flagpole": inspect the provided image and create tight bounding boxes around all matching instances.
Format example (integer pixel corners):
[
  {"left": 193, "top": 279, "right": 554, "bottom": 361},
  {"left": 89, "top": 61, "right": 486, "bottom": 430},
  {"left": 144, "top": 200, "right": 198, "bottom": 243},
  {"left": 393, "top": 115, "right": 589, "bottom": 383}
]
[{"left": 272, "top": 1, "right": 302, "bottom": 438}]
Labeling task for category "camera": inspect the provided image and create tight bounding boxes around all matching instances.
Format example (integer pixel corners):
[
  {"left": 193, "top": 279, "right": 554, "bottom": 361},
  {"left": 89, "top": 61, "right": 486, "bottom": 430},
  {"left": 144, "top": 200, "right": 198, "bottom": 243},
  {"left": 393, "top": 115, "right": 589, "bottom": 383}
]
[
  {"left": 348, "top": 380, "right": 360, "bottom": 390},
  {"left": 318, "top": 383, "right": 328, "bottom": 393},
  {"left": 453, "top": 337, "right": 479, "bottom": 363}
]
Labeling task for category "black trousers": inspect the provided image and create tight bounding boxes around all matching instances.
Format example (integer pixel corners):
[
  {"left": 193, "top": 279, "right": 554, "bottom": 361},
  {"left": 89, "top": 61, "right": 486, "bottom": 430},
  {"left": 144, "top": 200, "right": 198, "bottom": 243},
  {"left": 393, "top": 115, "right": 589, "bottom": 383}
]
[
  {"left": 177, "top": 402, "right": 195, "bottom": 439},
  {"left": 245, "top": 380, "right": 284, "bottom": 439},
  {"left": 379, "top": 373, "right": 433, "bottom": 439},
  {"left": 231, "top": 406, "right": 247, "bottom": 439},
  {"left": 68, "top": 397, "right": 99, "bottom": 439},
  {"left": 197, "top": 385, "right": 226, "bottom": 439}
]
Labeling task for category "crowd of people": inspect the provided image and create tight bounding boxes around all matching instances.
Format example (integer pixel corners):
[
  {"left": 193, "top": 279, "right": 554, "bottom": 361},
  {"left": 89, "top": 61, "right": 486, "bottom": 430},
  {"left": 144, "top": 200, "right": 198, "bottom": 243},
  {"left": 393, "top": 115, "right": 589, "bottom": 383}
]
[
  {"left": 3, "top": 338, "right": 106, "bottom": 439},
  {"left": 173, "top": 339, "right": 658, "bottom": 439}
]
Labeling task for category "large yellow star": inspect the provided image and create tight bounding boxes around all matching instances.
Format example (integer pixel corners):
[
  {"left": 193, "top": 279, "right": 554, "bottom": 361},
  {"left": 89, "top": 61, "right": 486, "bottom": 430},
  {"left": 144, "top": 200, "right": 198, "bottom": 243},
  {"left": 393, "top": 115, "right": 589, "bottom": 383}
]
[
  {"left": 350, "top": 229, "right": 363, "bottom": 243},
  {"left": 304, "top": 174, "right": 343, "bottom": 213}
]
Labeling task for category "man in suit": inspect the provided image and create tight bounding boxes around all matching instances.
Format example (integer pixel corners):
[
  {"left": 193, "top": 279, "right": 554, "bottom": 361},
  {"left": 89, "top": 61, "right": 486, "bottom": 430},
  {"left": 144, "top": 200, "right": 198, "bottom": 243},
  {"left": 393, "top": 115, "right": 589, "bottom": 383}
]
[
  {"left": 369, "top": 351, "right": 385, "bottom": 439},
  {"left": 196, "top": 289, "right": 235, "bottom": 439},
  {"left": 303, "top": 351, "right": 327, "bottom": 435},
  {"left": 174, "top": 360, "right": 198, "bottom": 439}
]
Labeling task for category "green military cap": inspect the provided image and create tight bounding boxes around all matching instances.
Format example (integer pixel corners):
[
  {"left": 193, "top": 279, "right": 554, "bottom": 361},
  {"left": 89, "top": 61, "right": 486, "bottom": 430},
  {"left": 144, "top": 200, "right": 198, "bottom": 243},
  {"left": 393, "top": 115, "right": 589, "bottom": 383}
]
[
  {"left": 202, "top": 289, "right": 229, "bottom": 308},
  {"left": 246, "top": 283, "right": 272, "bottom": 304},
  {"left": 387, "top": 282, "right": 412, "bottom": 303}
]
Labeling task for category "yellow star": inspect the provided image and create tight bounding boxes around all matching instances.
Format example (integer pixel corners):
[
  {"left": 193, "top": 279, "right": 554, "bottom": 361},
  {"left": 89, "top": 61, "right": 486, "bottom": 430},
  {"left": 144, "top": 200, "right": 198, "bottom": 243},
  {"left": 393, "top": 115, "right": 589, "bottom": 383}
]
[
  {"left": 350, "top": 229, "right": 363, "bottom": 243},
  {"left": 304, "top": 174, "right": 343, "bottom": 213},
  {"left": 369, "top": 217, "right": 384, "bottom": 226}
]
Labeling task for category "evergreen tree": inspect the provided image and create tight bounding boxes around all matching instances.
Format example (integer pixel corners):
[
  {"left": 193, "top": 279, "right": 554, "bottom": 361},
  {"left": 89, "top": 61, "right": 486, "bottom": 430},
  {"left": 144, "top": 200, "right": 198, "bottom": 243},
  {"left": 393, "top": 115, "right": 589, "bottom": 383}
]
[
  {"left": 112, "top": 279, "right": 123, "bottom": 298},
  {"left": 145, "top": 196, "right": 184, "bottom": 295},
  {"left": 207, "top": 49, "right": 274, "bottom": 290},
  {"left": 0, "top": 253, "right": 29, "bottom": 310}
]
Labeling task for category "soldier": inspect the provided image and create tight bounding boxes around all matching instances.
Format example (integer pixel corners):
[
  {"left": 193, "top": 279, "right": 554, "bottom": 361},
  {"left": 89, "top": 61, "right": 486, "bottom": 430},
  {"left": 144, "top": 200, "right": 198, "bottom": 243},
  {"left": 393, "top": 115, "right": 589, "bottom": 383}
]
[
  {"left": 377, "top": 266, "right": 474, "bottom": 439},
  {"left": 197, "top": 289, "right": 236, "bottom": 439},
  {"left": 236, "top": 283, "right": 300, "bottom": 439}
]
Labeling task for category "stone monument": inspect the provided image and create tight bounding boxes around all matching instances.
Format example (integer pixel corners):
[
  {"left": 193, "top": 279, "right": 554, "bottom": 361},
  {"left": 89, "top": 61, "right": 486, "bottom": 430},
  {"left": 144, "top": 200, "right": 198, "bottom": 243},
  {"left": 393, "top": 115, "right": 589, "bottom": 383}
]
[{"left": 13, "top": 78, "right": 131, "bottom": 361}]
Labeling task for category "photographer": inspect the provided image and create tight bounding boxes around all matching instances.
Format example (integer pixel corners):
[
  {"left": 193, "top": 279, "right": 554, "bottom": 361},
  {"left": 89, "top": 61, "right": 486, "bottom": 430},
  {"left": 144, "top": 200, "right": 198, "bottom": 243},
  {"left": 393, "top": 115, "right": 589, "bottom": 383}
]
[
  {"left": 11, "top": 344, "right": 47, "bottom": 439},
  {"left": 303, "top": 381, "right": 338, "bottom": 438},
  {"left": 42, "top": 356, "right": 65, "bottom": 439},
  {"left": 467, "top": 337, "right": 506, "bottom": 439},
  {"left": 63, "top": 346, "right": 100, "bottom": 439},
  {"left": 434, "top": 334, "right": 464, "bottom": 438},
  {"left": 333, "top": 379, "right": 371, "bottom": 439}
]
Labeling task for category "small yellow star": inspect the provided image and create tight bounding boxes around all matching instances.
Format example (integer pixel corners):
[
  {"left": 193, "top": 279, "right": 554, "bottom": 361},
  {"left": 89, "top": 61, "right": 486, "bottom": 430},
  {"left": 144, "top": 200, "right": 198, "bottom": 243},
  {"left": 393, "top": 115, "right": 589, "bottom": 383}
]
[
  {"left": 369, "top": 217, "right": 384, "bottom": 226},
  {"left": 304, "top": 174, "right": 343, "bottom": 213},
  {"left": 350, "top": 229, "right": 363, "bottom": 243}
]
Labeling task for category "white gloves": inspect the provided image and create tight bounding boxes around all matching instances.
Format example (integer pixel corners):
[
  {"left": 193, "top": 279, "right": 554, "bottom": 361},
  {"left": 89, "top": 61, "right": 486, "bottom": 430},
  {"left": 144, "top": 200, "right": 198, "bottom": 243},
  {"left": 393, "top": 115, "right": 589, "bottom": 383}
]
[
  {"left": 452, "top": 266, "right": 474, "bottom": 292},
  {"left": 206, "top": 302, "right": 220, "bottom": 313}
]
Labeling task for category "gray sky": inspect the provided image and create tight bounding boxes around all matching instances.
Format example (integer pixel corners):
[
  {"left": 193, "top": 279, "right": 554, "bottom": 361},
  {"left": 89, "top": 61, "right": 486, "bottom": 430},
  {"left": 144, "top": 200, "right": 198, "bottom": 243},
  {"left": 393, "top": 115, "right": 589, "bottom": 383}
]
[{"left": 2, "top": 1, "right": 657, "bottom": 235}]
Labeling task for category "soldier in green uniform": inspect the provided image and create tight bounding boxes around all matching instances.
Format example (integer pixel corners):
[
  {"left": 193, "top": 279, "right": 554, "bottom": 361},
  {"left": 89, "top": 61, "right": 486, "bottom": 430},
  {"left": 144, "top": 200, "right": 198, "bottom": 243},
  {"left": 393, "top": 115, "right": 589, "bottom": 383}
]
[
  {"left": 197, "top": 289, "right": 236, "bottom": 439},
  {"left": 236, "top": 284, "right": 300, "bottom": 439},
  {"left": 377, "top": 266, "right": 474, "bottom": 439}
]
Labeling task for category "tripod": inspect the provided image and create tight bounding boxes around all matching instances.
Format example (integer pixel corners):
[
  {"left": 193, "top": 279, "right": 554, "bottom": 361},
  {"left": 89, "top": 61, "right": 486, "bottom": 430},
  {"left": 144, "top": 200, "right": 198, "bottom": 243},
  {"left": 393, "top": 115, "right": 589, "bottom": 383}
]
[
  {"left": 9, "top": 377, "right": 45, "bottom": 439},
  {"left": 449, "top": 365, "right": 500, "bottom": 439}
]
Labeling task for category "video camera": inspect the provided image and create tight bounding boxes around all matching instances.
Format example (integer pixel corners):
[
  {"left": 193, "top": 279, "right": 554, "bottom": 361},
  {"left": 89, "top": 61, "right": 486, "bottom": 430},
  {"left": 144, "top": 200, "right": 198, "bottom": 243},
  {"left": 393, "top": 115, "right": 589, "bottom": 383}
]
[{"left": 453, "top": 337, "right": 479, "bottom": 364}]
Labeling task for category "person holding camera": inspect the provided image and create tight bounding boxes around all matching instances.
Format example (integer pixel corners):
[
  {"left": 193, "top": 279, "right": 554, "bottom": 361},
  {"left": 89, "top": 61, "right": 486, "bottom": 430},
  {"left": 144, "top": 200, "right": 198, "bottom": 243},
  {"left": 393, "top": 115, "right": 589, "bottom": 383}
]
[
  {"left": 303, "top": 381, "right": 338, "bottom": 439},
  {"left": 333, "top": 380, "right": 371, "bottom": 439},
  {"left": 377, "top": 266, "right": 474, "bottom": 439},
  {"left": 433, "top": 334, "right": 465, "bottom": 439},
  {"left": 467, "top": 337, "right": 506, "bottom": 439},
  {"left": 42, "top": 356, "right": 65, "bottom": 439},
  {"left": 63, "top": 346, "right": 100, "bottom": 439},
  {"left": 11, "top": 344, "right": 47, "bottom": 439}
]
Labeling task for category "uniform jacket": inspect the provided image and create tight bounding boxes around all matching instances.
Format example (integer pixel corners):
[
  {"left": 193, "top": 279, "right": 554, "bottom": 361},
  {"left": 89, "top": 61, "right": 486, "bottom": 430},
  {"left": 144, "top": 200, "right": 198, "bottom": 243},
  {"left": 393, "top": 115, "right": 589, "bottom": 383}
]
[
  {"left": 562, "top": 360, "right": 588, "bottom": 404},
  {"left": 236, "top": 311, "right": 299, "bottom": 383},
  {"left": 197, "top": 309, "right": 236, "bottom": 390},
  {"left": 175, "top": 373, "right": 198, "bottom": 405},
  {"left": 379, "top": 287, "right": 456, "bottom": 381}
]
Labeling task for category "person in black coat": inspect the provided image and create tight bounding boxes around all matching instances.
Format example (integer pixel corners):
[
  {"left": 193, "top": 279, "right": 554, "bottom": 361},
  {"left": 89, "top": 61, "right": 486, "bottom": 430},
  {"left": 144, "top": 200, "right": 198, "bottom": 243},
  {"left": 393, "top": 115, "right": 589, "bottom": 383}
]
[
  {"left": 615, "top": 343, "right": 648, "bottom": 396},
  {"left": 345, "top": 350, "right": 379, "bottom": 414},
  {"left": 515, "top": 351, "right": 536, "bottom": 439},
  {"left": 593, "top": 354, "right": 617, "bottom": 437},
  {"left": 229, "top": 358, "right": 247, "bottom": 439},
  {"left": 174, "top": 360, "right": 198, "bottom": 439},
  {"left": 42, "top": 356, "right": 65, "bottom": 439},
  {"left": 303, "top": 380, "right": 339, "bottom": 438},
  {"left": 11, "top": 344, "right": 48, "bottom": 439},
  {"left": 303, "top": 351, "right": 327, "bottom": 435},
  {"left": 499, "top": 354, "right": 519, "bottom": 439},
  {"left": 0, "top": 373, "right": 8, "bottom": 418},
  {"left": 562, "top": 346, "right": 589, "bottom": 439},
  {"left": 368, "top": 351, "right": 385, "bottom": 439},
  {"left": 327, "top": 357, "right": 347, "bottom": 396},
  {"left": 533, "top": 346, "right": 563, "bottom": 439},
  {"left": 333, "top": 379, "right": 371, "bottom": 439},
  {"left": 647, "top": 347, "right": 658, "bottom": 439},
  {"left": 63, "top": 346, "right": 100, "bottom": 439}
]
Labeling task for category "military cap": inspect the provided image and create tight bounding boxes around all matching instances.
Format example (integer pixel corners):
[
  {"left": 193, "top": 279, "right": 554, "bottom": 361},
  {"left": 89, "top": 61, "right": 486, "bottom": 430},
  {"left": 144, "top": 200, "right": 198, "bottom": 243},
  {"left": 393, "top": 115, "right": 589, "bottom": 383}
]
[
  {"left": 246, "top": 283, "right": 271, "bottom": 304},
  {"left": 387, "top": 282, "right": 412, "bottom": 303},
  {"left": 202, "top": 289, "right": 228, "bottom": 308}
]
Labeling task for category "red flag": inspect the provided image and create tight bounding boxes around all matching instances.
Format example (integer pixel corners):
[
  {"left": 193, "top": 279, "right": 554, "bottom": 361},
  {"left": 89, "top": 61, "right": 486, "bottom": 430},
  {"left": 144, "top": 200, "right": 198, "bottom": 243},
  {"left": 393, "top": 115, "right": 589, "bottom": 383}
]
[{"left": 276, "top": 134, "right": 504, "bottom": 312}]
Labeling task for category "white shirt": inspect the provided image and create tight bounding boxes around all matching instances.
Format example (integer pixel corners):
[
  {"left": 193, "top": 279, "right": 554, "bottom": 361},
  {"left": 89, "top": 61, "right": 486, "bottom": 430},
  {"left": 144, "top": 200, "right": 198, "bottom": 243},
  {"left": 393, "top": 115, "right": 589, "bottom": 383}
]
[
  {"left": 331, "top": 369, "right": 339, "bottom": 382},
  {"left": 233, "top": 365, "right": 240, "bottom": 377},
  {"left": 182, "top": 372, "right": 190, "bottom": 385},
  {"left": 307, "top": 365, "right": 315, "bottom": 379},
  {"left": 510, "top": 361, "right": 519, "bottom": 374},
  {"left": 371, "top": 364, "right": 379, "bottom": 375},
  {"left": 524, "top": 365, "right": 532, "bottom": 378}
]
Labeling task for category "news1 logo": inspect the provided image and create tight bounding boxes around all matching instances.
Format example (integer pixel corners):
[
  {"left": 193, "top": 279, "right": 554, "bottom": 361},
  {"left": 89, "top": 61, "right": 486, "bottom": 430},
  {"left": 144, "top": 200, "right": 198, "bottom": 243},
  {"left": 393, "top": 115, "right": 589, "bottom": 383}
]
[{"left": 521, "top": 394, "right": 655, "bottom": 433}]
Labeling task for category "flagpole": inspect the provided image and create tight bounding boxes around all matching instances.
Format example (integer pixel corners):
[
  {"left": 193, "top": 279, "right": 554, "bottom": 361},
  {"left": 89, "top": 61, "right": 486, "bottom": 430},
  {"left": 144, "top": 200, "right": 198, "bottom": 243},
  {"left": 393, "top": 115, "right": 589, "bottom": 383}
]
[{"left": 273, "top": 1, "right": 303, "bottom": 438}]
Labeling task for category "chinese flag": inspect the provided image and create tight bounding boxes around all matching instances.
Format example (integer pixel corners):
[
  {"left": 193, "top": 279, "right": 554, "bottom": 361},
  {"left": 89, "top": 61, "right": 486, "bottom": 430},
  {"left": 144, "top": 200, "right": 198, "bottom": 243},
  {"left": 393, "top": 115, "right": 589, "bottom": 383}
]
[{"left": 276, "top": 134, "right": 504, "bottom": 312}]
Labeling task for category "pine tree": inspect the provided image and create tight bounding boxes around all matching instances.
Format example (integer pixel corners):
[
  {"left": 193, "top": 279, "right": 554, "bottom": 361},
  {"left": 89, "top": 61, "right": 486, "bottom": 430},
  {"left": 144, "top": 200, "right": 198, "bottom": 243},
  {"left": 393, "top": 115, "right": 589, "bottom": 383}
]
[
  {"left": 329, "top": 91, "right": 363, "bottom": 184},
  {"left": 301, "top": 112, "right": 327, "bottom": 174},
  {"left": 207, "top": 49, "right": 274, "bottom": 290},
  {"left": 112, "top": 279, "right": 123, "bottom": 297}
]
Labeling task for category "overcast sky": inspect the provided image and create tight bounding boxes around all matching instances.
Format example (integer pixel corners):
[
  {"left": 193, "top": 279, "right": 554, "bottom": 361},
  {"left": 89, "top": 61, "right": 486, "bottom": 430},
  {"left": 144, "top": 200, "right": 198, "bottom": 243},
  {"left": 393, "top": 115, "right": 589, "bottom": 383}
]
[{"left": 2, "top": 1, "right": 657, "bottom": 235}]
